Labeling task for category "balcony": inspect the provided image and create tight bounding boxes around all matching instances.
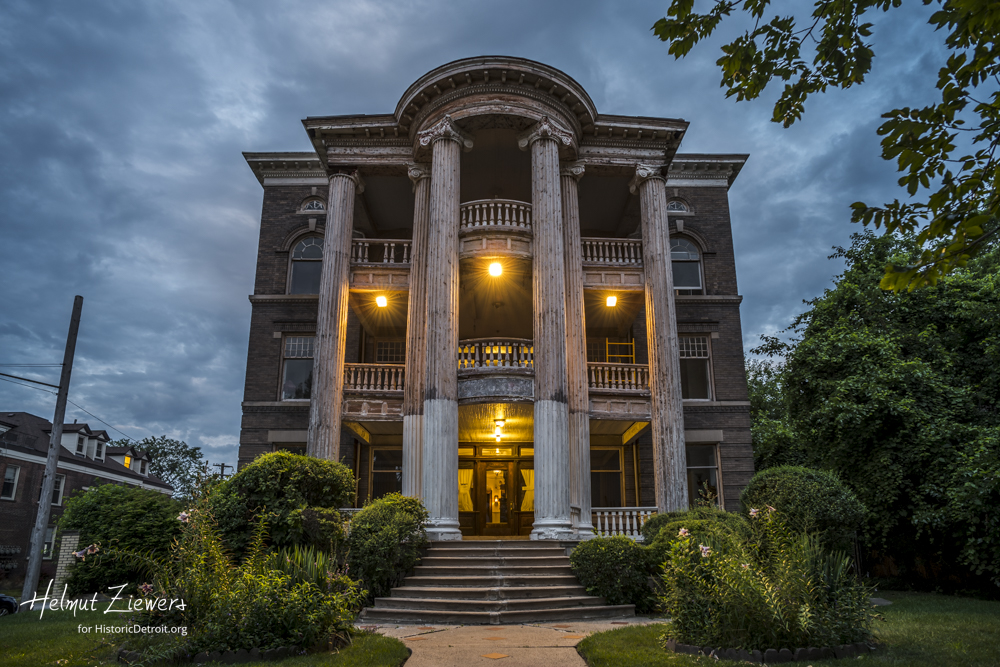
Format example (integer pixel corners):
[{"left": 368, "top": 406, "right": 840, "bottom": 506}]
[
  {"left": 459, "top": 199, "right": 533, "bottom": 260},
  {"left": 458, "top": 338, "right": 533, "bottom": 404},
  {"left": 581, "top": 237, "right": 645, "bottom": 292},
  {"left": 587, "top": 362, "right": 649, "bottom": 393},
  {"left": 343, "top": 363, "right": 405, "bottom": 394},
  {"left": 349, "top": 239, "right": 411, "bottom": 290}
]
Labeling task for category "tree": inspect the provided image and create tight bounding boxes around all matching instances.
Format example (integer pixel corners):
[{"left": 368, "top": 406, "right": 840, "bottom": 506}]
[
  {"left": 653, "top": 1, "right": 1000, "bottom": 290},
  {"left": 749, "top": 230, "right": 1000, "bottom": 589},
  {"left": 115, "top": 436, "right": 204, "bottom": 498}
]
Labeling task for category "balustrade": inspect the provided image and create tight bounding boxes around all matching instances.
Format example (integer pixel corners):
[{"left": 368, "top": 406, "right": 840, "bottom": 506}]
[
  {"left": 587, "top": 363, "right": 650, "bottom": 391},
  {"left": 591, "top": 507, "right": 657, "bottom": 541},
  {"left": 343, "top": 363, "right": 405, "bottom": 392},
  {"left": 581, "top": 238, "right": 643, "bottom": 265},
  {"left": 457, "top": 338, "right": 534, "bottom": 371},
  {"left": 460, "top": 199, "right": 532, "bottom": 232},
  {"left": 350, "top": 239, "right": 411, "bottom": 264}
]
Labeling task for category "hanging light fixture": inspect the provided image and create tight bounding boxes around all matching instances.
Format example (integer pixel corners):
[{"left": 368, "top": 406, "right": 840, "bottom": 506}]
[
  {"left": 375, "top": 295, "right": 387, "bottom": 307},
  {"left": 606, "top": 295, "right": 617, "bottom": 307},
  {"left": 489, "top": 262, "right": 502, "bottom": 277}
]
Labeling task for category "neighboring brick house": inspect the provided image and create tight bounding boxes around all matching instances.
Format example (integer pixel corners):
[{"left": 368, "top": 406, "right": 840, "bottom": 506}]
[
  {"left": 238, "top": 56, "right": 753, "bottom": 540},
  {"left": 0, "top": 412, "right": 172, "bottom": 585}
]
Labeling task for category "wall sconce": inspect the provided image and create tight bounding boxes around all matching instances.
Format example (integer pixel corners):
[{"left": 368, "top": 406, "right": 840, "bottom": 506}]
[
  {"left": 606, "top": 295, "right": 617, "bottom": 307},
  {"left": 375, "top": 295, "right": 387, "bottom": 308},
  {"left": 488, "top": 262, "right": 502, "bottom": 277}
]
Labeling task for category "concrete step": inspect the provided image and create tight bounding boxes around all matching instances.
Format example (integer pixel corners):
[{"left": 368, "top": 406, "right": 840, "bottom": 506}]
[
  {"left": 419, "top": 555, "right": 570, "bottom": 566},
  {"left": 412, "top": 564, "right": 574, "bottom": 576},
  {"left": 388, "top": 584, "right": 590, "bottom": 600},
  {"left": 403, "top": 574, "right": 581, "bottom": 588},
  {"left": 372, "top": 595, "right": 606, "bottom": 612},
  {"left": 359, "top": 604, "right": 636, "bottom": 625},
  {"left": 428, "top": 540, "right": 568, "bottom": 550},
  {"left": 424, "top": 546, "right": 568, "bottom": 557}
]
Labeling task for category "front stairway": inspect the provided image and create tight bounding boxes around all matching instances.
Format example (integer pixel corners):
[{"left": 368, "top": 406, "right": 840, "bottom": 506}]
[{"left": 359, "top": 540, "right": 635, "bottom": 625}]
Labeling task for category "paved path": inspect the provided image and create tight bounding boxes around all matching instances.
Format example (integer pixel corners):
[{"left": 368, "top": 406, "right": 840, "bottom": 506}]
[{"left": 362, "top": 618, "right": 659, "bottom": 666}]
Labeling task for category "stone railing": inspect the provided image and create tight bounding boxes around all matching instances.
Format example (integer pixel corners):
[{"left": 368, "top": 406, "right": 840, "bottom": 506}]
[
  {"left": 588, "top": 363, "right": 650, "bottom": 392},
  {"left": 581, "top": 238, "right": 643, "bottom": 265},
  {"left": 350, "top": 239, "right": 411, "bottom": 265},
  {"left": 460, "top": 199, "right": 532, "bottom": 232},
  {"left": 343, "top": 363, "right": 405, "bottom": 393},
  {"left": 458, "top": 338, "right": 534, "bottom": 371},
  {"left": 592, "top": 507, "right": 657, "bottom": 542}
]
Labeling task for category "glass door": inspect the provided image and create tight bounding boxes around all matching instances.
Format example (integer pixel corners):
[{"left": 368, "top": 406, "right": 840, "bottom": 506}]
[{"left": 478, "top": 461, "right": 516, "bottom": 536}]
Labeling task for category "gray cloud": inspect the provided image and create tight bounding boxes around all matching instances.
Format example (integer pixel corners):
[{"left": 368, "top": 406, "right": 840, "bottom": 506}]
[{"left": 0, "top": 0, "right": 945, "bottom": 467}]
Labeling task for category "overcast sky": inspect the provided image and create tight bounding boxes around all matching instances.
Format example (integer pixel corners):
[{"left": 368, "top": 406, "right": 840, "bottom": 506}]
[{"left": 0, "top": 1, "right": 944, "bottom": 469}]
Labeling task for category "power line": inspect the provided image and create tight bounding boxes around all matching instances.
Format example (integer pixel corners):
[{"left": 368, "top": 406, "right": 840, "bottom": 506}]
[
  {"left": 0, "top": 364, "right": 62, "bottom": 367},
  {"left": 0, "top": 375, "right": 57, "bottom": 395}
]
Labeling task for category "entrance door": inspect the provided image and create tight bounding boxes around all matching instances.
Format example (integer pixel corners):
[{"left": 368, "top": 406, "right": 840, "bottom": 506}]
[{"left": 478, "top": 461, "right": 517, "bottom": 536}]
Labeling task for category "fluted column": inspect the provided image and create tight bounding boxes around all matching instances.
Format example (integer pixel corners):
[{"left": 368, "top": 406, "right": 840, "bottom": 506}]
[
  {"left": 402, "top": 163, "right": 431, "bottom": 498},
  {"left": 560, "top": 161, "right": 594, "bottom": 538},
  {"left": 630, "top": 164, "right": 687, "bottom": 511},
  {"left": 418, "top": 116, "right": 472, "bottom": 541},
  {"left": 308, "top": 170, "right": 364, "bottom": 461},
  {"left": 519, "top": 118, "right": 575, "bottom": 540}
]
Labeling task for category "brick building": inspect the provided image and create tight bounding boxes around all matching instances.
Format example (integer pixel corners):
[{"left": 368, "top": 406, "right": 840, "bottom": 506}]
[
  {"left": 0, "top": 412, "right": 172, "bottom": 584},
  {"left": 238, "top": 56, "right": 753, "bottom": 540}
]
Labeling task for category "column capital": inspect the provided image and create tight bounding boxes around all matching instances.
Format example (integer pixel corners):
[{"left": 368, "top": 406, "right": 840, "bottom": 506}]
[
  {"left": 407, "top": 162, "right": 431, "bottom": 192},
  {"left": 328, "top": 168, "right": 365, "bottom": 194},
  {"left": 628, "top": 163, "right": 666, "bottom": 194},
  {"left": 417, "top": 115, "right": 474, "bottom": 151},
  {"left": 518, "top": 116, "right": 575, "bottom": 151},
  {"left": 559, "top": 160, "right": 585, "bottom": 181}
]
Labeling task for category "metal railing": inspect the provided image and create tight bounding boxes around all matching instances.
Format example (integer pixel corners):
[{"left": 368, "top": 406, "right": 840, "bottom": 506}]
[
  {"left": 458, "top": 338, "right": 534, "bottom": 370},
  {"left": 343, "top": 363, "right": 405, "bottom": 392},
  {"left": 592, "top": 507, "right": 657, "bottom": 542},
  {"left": 460, "top": 199, "right": 532, "bottom": 232},
  {"left": 588, "top": 363, "right": 650, "bottom": 391},
  {"left": 350, "top": 239, "right": 411, "bottom": 265},
  {"left": 581, "top": 238, "right": 643, "bottom": 265}
]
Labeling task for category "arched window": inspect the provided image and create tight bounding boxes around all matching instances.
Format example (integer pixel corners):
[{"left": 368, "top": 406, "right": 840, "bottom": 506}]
[
  {"left": 671, "top": 238, "right": 703, "bottom": 295},
  {"left": 302, "top": 199, "right": 325, "bottom": 212},
  {"left": 289, "top": 237, "right": 323, "bottom": 294},
  {"left": 667, "top": 200, "right": 688, "bottom": 212}
]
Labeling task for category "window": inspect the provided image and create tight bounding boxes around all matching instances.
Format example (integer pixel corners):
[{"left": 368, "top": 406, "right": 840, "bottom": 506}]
[
  {"left": 371, "top": 448, "right": 402, "bottom": 500},
  {"left": 671, "top": 238, "right": 703, "bottom": 295},
  {"left": 375, "top": 340, "right": 405, "bottom": 363},
  {"left": 140, "top": 460, "right": 147, "bottom": 475},
  {"left": 591, "top": 448, "right": 624, "bottom": 507},
  {"left": 76, "top": 436, "right": 85, "bottom": 456},
  {"left": 39, "top": 474, "right": 65, "bottom": 506},
  {"left": 289, "top": 237, "right": 323, "bottom": 294},
  {"left": 679, "top": 336, "right": 712, "bottom": 399},
  {"left": 687, "top": 445, "right": 720, "bottom": 507},
  {"left": 123, "top": 455, "right": 132, "bottom": 469},
  {"left": 43, "top": 525, "right": 56, "bottom": 559},
  {"left": 95, "top": 441, "right": 103, "bottom": 460},
  {"left": 667, "top": 200, "right": 688, "bottom": 212},
  {"left": 1, "top": 465, "right": 19, "bottom": 500},
  {"left": 282, "top": 336, "right": 315, "bottom": 400},
  {"left": 302, "top": 199, "right": 325, "bottom": 211}
]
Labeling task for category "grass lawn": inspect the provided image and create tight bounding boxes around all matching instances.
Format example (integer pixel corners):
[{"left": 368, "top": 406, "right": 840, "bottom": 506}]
[
  {"left": 577, "top": 591, "right": 1000, "bottom": 667},
  {"left": 0, "top": 608, "right": 409, "bottom": 667}
]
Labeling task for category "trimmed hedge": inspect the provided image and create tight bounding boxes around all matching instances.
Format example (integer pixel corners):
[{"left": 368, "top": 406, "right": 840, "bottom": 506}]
[
  {"left": 347, "top": 493, "right": 428, "bottom": 602},
  {"left": 640, "top": 505, "right": 747, "bottom": 543},
  {"left": 570, "top": 536, "right": 653, "bottom": 611},
  {"left": 646, "top": 514, "right": 750, "bottom": 574},
  {"left": 740, "top": 466, "right": 866, "bottom": 550}
]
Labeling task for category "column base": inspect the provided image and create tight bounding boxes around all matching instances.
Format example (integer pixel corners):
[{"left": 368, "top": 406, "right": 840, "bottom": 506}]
[
  {"left": 573, "top": 521, "right": 597, "bottom": 541},
  {"left": 530, "top": 517, "right": 576, "bottom": 541},
  {"left": 425, "top": 518, "right": 462, "bottom": 541}
]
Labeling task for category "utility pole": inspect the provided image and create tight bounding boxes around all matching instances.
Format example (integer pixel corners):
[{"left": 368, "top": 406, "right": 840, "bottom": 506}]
[
  {"left": 212, "top": 462, "right": 233, "bottom": 479},
  {"left": 21, "top": 295, "right": 83, "bottom": 608}
]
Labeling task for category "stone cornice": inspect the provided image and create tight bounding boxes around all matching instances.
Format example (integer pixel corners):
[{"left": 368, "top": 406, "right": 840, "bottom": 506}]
[
  {"left": 517, "top": 117, "right": 575, "bottom": 151},
  {"left": 668, "top": 154, "right": 749, "bottom": 189},
  {"left": 674, "top": 294, "right": 744, "bottom": 305},
  {"left": 243, "top": 152, "right": 325, "bottom": 186},
  {"left": 248, "top": 294, "right": 320, "bottom": 305}
]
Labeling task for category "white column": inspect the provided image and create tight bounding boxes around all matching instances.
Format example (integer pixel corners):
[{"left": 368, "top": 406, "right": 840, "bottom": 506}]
[
  {"left": 308, "top": 170, "right": 364, "bottom": 461},
  {"left": 418, "top": 116, "right": 472, "bottom": 541},
  {"left": 402, "top": 163, "right": 431, "bottom": 498},
  {"left": 630, "top": 164, "right": 687, "bottom": 511},
  {"left": 561, "top": 161, "right": 594, "bottom": 538},
  {"left": 519, "top": 117, "right": 575, "bottom": 540}
]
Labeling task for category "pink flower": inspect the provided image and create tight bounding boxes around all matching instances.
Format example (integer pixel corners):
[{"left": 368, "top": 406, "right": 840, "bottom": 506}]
[
  {"left": 741, "top": 563, "right": 750, "bottom": 569},
  {"left": 139, "top": 583, "right": 154, "bottom": 595},
  {"left": 678, "top": 528, "right": 690, "bottom": 537},
  {"left": 766, "top": 505, "right": 776, "bottom": 513},
  {"left": 177, "top": 511, "right": 190, "bottom": 523},
  {"left": 749, "top": 508, "right": 759, "bottom": 518},
  {"left": 699, "top": 544, "right": 712, "bottom": 558}
]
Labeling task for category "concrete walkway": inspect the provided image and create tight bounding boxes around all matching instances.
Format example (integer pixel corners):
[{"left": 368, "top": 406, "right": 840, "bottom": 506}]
[{"left": 362, "top": 618, "right": 659, "bottom": 666}]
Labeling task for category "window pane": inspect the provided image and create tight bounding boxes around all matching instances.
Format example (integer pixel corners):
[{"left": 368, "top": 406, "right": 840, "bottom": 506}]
[
  {"left": 680, "top": 358, "right": 711, "bottom": 399},
  {"left": 52, "top": 475, "right": 63, "bottom": 505},
  {"left": 670, "top": 238, "right": 699, "bottom": 260},
  {"left": 591, "top": 471, "right": 623, "bottom": 507},
  {"left": 292, "top": 237, "right": 324, "bottom": 259},
  {"left": 43, "top": 526, "right": 54, "bottom": 558},
  {"left": 376, "top": 341, "right": 405, "bottom": 363},
  {"left": 672, "top": 261, "right": 702, "bottom": 289},
  {"left": 686, "top": 445, "right": 716, "bottom": 467},
  {"left": 371, "top": 471, "right": 402, "bottom": 499},
  {"left": 687, "top": 467, "right": 719, "bottom": 506},
  {"left": 590, "top": 449, "right": 621, "bottom": 471},
  {"left": 1, "top": 466, "right": 17, "bottom": 499},
  {"left": 373, "top": 449, "right": 403, "bottom": 471},
  {"left": 282, "top": 359, "right": 313, "bottom": 399},
  {"left": 290, "top": 261, "right": 322, "bottom": 294},
  {"left": 284, "top": 336, "right": 314, "bottom": 358}
]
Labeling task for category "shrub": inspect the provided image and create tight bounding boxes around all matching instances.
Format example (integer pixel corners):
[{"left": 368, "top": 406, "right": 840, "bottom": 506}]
[
  {"left": 658, "top": 508, "right": 877, "bottom": 651},
  {"left": 570, "top": 536, "right": 654, "bottom": 611},
  {"left": 646, "top": 515, "right": 750, "bottom": 575},
  {"left": 58, "top": 483, "right": 182, "bottom": 596},
  {"left": 207, "top": 451, "right": 355, "bottom": 556},
  {"left": 740, "top": 466, "right": 866, "bottom": 550},
  {"left": 639, "top": 505, "right": 744, "bottom": 544},
  {"left": 347, "top": 493, "right": 428, "bottom": 602}
]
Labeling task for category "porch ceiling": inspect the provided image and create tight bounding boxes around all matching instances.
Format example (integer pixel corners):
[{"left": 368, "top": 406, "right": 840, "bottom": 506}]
[{"left": 458, "top": 402, "right": 533, "bottom": 443}]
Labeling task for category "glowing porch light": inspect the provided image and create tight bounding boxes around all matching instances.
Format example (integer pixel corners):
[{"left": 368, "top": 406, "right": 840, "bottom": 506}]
[
  {"left": 488, "top": 262, "right": 502, "bottom": 277},
  {"left": 375, "top": 295, "right": 387, "bottom": 307},
  {"left": 606, "top": 295, "right": 617, "bottom": 307}
]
